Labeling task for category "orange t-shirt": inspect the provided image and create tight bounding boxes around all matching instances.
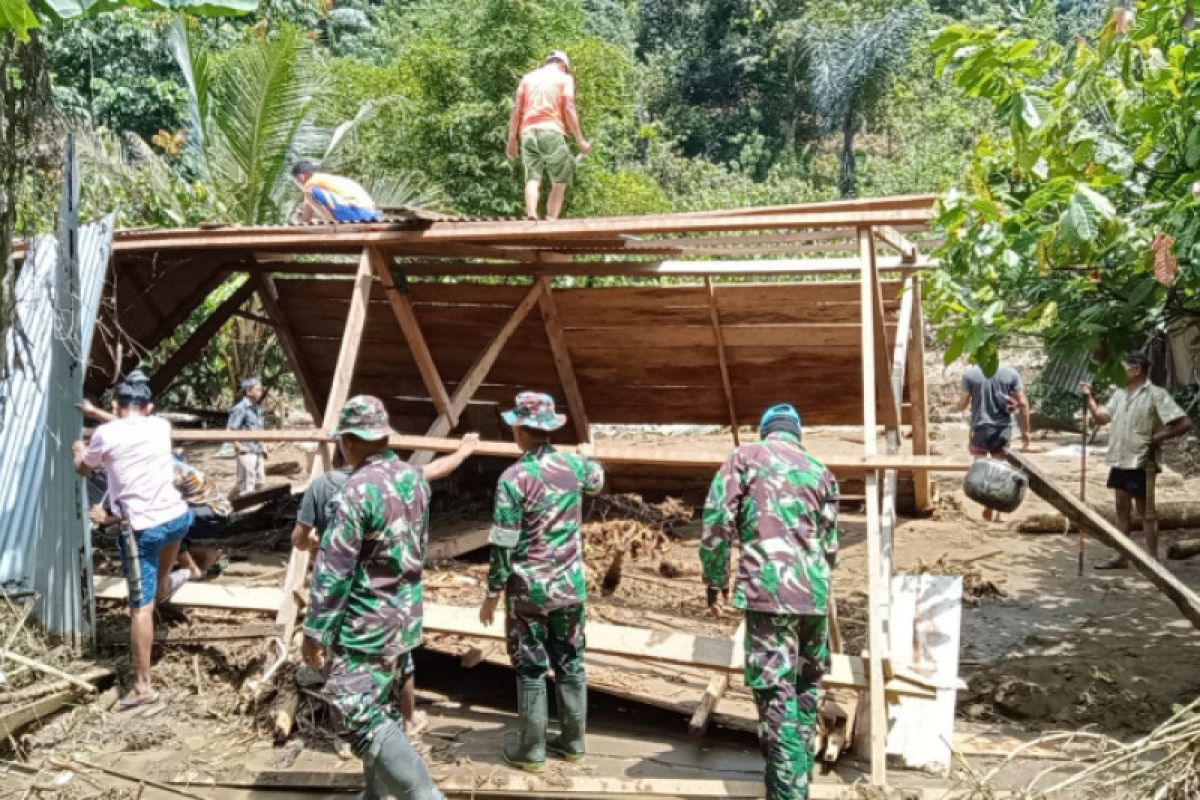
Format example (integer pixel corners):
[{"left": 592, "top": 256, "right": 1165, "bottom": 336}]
[{"left": 517, "top": 65, "right": 575, "bottom": 136}]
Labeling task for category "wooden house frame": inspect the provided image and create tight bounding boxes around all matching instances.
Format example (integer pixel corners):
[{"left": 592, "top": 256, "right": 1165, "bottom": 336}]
[{"left": 88, "top": 193, "right": 954, "bottom": 786}]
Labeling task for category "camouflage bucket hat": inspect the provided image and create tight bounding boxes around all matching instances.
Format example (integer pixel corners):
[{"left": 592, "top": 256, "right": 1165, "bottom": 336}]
[
  {"left": 502, "top": 391, "right": 566, "bottom": 432},
  {"left": 331, "top": 395, "right": 395, "bottom": 441}
]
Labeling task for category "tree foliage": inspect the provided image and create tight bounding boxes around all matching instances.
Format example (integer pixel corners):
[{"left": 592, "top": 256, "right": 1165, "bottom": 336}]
[{"left": 928, "top": 0, "right": 1200, "bottom": 383}]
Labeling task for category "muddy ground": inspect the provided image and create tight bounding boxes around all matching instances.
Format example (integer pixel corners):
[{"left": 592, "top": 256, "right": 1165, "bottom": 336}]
[{"left": 4, "top": 406, "right": 1200, "bottom": 797}]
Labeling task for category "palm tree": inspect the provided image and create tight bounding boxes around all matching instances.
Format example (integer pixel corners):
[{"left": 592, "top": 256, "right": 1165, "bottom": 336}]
[
  {"left": 156, "top": 18, "right": 437, "bottom": 403},
  {"left": 803, "top": 5, "right": 924, "bottom": 197}
]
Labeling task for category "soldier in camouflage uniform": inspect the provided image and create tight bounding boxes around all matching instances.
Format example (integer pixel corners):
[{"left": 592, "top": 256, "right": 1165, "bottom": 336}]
[
  {"left": 301, "top": 395, "right": 445, "bottom": 800},
  {"left": 700, "top": 404, "right": 839, "bottom": 800},
  {"left": 478, "top": 392, "right": 604, "bottom": 772}
]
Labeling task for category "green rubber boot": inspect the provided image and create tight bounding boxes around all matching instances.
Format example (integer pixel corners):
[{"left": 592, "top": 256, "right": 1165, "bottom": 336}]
[
  {"left": 503, "top": 677, "right": 547, "bottom": 772},
  {"left": 547, "top": 677, "right": 587, "bottom": 763}
]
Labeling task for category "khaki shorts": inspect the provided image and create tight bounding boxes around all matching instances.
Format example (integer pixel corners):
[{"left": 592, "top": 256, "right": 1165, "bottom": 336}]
[
  {"left": 521, "top": 130, "right": 574, "bottom": 185},
  {"left": 236, "top": 452, "right": 265, "bottom": 494}
]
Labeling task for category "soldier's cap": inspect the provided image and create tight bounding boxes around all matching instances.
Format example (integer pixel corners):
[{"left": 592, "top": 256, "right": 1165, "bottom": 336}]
[
  {"left": 331, "top": 395, "right": 396, "bottom": 441},
  {"left": 241, "top": 376, "right": 262, "bottom": 392},
  {"left": 502, "top": 391, "right": 566, "bottom": 432},
  {"left": 1123, "top": 351, "right": 1150, "bottom": 369},
  {"left": 759, "top": 403, "right": 802, "bottom": 436}
]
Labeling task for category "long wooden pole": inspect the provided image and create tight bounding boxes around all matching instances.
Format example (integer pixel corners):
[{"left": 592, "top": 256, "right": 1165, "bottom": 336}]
[
  {"left": 704, "top": 277, "right": 740, "bottom": 446},
  {"left": 857, "top": 225, "right": 888, "bottom": 786},
  {"left": 1079, "top": 399, "right": 1088, "bottom": 576},
  {"left": 276, "top": 247, "right": 374, "bottom": 644},
  {"left": 1007, "top": 449, "right": 1200, "bottom": 629}
]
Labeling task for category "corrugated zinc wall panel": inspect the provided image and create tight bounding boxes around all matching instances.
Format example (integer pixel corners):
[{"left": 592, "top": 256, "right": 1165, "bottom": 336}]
[{"left": 0, "top": 214, "right": 115, "bottom": 638}]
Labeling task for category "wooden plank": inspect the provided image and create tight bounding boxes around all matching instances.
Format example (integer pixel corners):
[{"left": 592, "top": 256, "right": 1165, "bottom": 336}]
[
  {"left": 91, "top": 578, "right": 934, "bottom": 698},
  {"left": 0, "top": 688, "right": 84, "bottom": 739},
  {"left": 869, "top": 243, "right": 901, "bottom": 433},
  {"left": 427, "top": 526, "right": 491, "bottom": 561},
  {"left": 253, "top": 273, "right": 322, "bottom": 424},
  {"left": 369, "top": 247, "right": 455, "bottom": 423},
  {"left": 688, "top": 619, "right": 743, "bottom": 738},
  {"left": 688, "top": 673, "right": 731, "bottom": 738},
  {"left": 565, "top": 323, "right": 898, "bottom": 351},
  {"left": 1006, "top": 450, "right": 1200, "bottom": 630},
  {"left": 858, "top": 225, "right": 888, "bottom": 786},
  {"left": 168, "top": 772, "right": 940, "bottom": 798},
  {"left": 95, "top": 428, "right": 971, "bottom": 472},
  {"left": 704, "top": 278, "right": 741, "bottom": 446},
  {"left": 148, "top": 279, "right": 256, "bottom": 395},
  {"left": 539, "top": 286, "right": 591, "bottom": 443},
  {"left": 110, "top": 208, "right": 939, "bottom": 254},
  {"left": 413, "top": 278, "right": 547, "bottom": 463},
  {"left": 95, "top": 577, "right": 280, "bottom": 612},
  {"left": 276, "top": 247, "right": 374, "bottom": 644},
  {"left": 908, "top": 279, "right": 932, "bottom": 510}
]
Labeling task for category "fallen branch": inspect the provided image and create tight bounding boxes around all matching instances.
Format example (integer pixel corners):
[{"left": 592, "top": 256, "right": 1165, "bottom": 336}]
[
  {"left": 0, "top": 649, "right": 97, "bottom": 693},
  {"left": 0, "top": 666, "right": 112, "bottom": 705}
]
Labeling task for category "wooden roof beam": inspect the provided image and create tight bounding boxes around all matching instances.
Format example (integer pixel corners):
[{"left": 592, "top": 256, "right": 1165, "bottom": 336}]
[
  {"left": 410, "top": 278, "right": 547, "bottom": 464},
  {"left": 109, "top": 208, "right": 936, "bottom": 253},
  {"left": 369, "top": 248, "right": 455, "bottom": 424},
  {"left": 252, "top": 272, "right": 323, "bottom": 429},
  {"left": 148, "top": 278, "right": 256, "bottom": 396},
  {"left": 538, "top": 285, "right": 591, "bottom": 444},
  {"left": 393, "top": 255, "right": 936, "bottom": 278},
  {"left": 874, "top": 226, "right": 920, "bottom": 262}
]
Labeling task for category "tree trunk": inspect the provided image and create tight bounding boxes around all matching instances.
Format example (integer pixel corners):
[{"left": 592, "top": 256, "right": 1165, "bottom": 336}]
[{"left": 838, "top": 112, "right": 858, "bottom": 198}]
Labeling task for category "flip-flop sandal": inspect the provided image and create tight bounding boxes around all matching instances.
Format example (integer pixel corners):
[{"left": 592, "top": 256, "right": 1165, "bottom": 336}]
[{"left": 117, "top": 690, "right": 161, "bottom": 711}]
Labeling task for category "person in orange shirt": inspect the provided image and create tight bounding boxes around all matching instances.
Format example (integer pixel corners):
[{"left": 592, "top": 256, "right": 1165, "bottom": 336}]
[{"left": 506, "top": 51, "right": 591, "bottom": 220}]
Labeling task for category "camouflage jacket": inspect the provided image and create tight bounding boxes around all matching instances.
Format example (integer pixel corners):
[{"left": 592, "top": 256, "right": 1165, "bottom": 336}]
[
  {"left": 303, "top": 450, "right": 430, "bottom": 658},
  {"left": 487, "top": 444, "right": 604, "bottom": 610},
  {"left": 700, "top": 432, "right": 839, "bottom": 615}
]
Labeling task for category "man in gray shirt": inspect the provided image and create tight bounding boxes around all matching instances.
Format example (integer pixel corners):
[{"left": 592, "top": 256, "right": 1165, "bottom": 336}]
[
  {"left": 228, "top": 377, "right": 266, "bottom": 497},
  {"left": 957, "top": 363, "right": 1032, "bottom": 521}
]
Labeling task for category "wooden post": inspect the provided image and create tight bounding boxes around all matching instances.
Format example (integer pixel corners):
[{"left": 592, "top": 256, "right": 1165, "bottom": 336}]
[
  {"left": 276, "top": 247, "right": 374, "bottom": 646},
  {"left": 906, "top": 279, "right": 931, "bottom": 511},
  {"left": 411, "top": 278, "right": 546, "bottom": 464},
  {"left": 857, "top": 225, "right": 888, "bottom": 786},
  {"left": 149, "top": 279, "right": 257, "bottom": 395},
  {"left": 1146, "top": 445, "right": 1159, "bottom": 560},
  {"left": 538, "top": 283, "right": 592, "bottom": 443},
  {"left": 369, "top": 249, "right": 455, "bottom": 424},
  {"left": 704, "top": 277, "right": 740, "bottom": 446},
  {"left": 254, "top": 273, "right": 322, "bottom": 426}
]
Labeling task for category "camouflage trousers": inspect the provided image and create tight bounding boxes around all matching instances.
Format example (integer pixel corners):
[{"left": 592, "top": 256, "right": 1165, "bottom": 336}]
[
  {"left": 324, "top": 648, "right": 411, "bottom": 755},
  {"left": 744, "top": 611, "right": 830, "bottom": 800},
  {"left": 505, "top": 600, "right": 586, "bottom": 681}
]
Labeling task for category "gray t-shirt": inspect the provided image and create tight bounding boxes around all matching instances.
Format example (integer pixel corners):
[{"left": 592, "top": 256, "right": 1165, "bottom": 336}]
[
  {"left": 961, "top": 365, "right": 1024, "bottom": 432},
  {"left": 297, "top": 467, "right": 352, "bottom": 533}
]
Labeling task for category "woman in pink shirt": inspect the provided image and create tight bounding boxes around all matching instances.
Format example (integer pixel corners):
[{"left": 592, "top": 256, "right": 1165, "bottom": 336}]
[{"left": 73, "top": 373, "right": 193, "bottom": 709}]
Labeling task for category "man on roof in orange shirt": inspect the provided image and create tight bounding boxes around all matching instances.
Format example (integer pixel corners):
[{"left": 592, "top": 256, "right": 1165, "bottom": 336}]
[
  {"left": 292, "top": 161, "right": 382, "bottom": 223},
  {"left": 506, "top": 51, "right": 591, "bottom": 220}
]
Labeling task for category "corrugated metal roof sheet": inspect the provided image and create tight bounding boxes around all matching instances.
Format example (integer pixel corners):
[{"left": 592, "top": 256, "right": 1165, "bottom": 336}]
[{"left": 0, "top": 214, "right": 115, "bottom": 636}]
